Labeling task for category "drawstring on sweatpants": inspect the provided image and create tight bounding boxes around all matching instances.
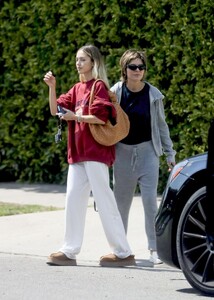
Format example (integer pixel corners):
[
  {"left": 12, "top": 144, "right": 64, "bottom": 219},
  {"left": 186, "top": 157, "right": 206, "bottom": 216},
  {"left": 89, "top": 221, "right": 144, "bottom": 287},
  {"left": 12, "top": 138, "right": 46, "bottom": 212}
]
[
  {"left": 94, "top": 201, "right": 98, "bottom": 212},
  {"left": 131, "top": 147, "right": 138, "bottom": 171}
]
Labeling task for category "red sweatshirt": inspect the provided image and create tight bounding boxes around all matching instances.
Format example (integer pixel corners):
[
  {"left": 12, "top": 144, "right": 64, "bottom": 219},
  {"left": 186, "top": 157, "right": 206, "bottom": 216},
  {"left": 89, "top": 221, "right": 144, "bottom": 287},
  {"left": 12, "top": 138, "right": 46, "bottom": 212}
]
[{"left": 57, "top": 79, "right": 116, "bottom": 167}]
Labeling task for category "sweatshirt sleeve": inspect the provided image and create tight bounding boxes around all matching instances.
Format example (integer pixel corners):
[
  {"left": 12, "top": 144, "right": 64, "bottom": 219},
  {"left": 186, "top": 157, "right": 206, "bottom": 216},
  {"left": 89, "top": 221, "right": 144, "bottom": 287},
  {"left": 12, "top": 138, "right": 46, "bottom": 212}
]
[
  {"left": 57, "top": 85, "right": 77, "bottom": 111},
  {"left": 90, "top": 81, "right": 117, "bottom": 123}
]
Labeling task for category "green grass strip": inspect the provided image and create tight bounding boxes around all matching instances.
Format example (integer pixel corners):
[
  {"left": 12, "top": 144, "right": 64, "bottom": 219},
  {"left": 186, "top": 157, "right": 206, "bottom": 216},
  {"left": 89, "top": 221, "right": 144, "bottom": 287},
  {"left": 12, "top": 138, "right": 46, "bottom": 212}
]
[{"left": 0, "top": 202, "right": 62, "bottom": 217}]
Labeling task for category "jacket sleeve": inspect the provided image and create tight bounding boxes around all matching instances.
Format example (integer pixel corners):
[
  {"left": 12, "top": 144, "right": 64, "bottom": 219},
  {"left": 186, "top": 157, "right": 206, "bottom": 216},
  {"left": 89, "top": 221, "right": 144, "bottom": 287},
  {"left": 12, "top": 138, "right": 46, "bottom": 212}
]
[
  {"left": 110, "top": 82, "right": 123, "bottom": 103},
  {"left": 157, "top": 99, "right": 176, "bottom": 163}
]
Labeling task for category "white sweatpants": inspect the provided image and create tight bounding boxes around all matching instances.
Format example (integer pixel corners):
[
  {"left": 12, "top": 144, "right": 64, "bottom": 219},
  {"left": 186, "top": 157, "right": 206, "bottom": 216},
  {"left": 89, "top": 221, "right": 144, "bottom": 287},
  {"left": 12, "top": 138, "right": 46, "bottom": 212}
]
[{"left": 59, "top": 161, "right": 132, "bottom": 259}]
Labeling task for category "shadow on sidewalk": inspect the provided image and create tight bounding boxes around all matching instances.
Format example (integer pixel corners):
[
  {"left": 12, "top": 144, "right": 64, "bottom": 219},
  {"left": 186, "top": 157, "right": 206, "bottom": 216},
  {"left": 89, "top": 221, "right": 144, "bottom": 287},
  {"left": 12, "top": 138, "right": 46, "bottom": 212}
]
[{"left": 0, "top": 182, "right": 66, "bottom": 194}]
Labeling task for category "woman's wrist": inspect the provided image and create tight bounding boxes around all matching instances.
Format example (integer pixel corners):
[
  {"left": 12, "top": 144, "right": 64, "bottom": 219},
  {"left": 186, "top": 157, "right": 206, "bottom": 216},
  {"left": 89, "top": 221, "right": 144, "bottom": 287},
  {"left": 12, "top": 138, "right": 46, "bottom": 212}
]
[{"left": 76, "top": 115, "right": 82, "bottom": 122}]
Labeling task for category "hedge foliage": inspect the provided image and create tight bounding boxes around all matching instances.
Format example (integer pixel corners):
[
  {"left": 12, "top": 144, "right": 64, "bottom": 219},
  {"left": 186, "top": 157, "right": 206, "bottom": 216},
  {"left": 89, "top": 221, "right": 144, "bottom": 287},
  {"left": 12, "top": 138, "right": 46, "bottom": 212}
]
[{"left": 0, "top": 0, "right": 213, "bottom": 191}]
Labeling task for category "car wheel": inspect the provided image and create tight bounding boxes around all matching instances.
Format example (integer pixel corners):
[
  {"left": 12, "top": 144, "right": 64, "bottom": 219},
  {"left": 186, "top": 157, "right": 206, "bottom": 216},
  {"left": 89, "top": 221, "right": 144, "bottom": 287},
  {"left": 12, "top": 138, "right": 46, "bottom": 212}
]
[{"left": 176, "top": 187, "right": 214, "bottom": 296}]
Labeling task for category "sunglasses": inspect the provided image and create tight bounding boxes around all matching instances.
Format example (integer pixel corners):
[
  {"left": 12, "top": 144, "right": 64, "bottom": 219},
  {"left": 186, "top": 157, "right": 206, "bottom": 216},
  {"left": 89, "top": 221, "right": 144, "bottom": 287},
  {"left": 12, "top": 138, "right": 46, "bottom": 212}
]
[{"left": 127, "top": 64, "right": 146, "bottom": 71}]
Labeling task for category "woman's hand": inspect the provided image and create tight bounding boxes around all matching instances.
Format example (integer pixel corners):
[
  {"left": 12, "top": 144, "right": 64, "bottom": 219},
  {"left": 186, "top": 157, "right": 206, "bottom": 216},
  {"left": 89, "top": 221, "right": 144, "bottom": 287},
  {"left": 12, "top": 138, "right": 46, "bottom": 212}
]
[
  {"left": 58, "top": 108, "right": 76, "bottom": 121},
  {"left": 43, "top": 71, "right": 56, "bottom": 87},
  {"left": 167, "top": 161, "right": 176, "bottom": 172}
]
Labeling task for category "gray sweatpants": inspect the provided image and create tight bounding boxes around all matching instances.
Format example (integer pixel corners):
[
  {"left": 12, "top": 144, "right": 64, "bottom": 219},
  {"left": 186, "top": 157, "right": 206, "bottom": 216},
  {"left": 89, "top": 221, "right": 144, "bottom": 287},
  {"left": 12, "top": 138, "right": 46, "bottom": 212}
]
[{"left": 113, "top": 141, "right": 159, "bottom": 250}]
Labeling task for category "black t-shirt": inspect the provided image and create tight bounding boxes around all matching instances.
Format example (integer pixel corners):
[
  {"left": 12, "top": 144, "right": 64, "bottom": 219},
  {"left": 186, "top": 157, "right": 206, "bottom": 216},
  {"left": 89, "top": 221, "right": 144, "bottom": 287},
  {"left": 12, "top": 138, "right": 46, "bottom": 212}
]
[{"left": 120, "top": 82, "right": 151, "bottom": 145}]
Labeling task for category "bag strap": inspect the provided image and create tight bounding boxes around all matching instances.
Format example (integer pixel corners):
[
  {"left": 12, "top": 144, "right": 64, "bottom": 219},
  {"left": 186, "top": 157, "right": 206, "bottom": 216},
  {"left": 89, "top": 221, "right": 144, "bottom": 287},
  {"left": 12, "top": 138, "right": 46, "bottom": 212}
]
[
  {"left": 89, "top": 79, "right": 101, "bottom": 107},
  {"left": 89, "top": 79, "right": 117, "bottom": 110}
]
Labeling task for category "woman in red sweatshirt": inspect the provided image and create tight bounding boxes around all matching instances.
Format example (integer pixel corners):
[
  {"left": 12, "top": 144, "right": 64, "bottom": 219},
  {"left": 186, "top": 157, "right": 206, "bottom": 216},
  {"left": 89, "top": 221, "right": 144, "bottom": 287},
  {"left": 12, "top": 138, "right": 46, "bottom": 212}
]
[{"left": 43, "top": 44, "right": 135, "bottom": 267}]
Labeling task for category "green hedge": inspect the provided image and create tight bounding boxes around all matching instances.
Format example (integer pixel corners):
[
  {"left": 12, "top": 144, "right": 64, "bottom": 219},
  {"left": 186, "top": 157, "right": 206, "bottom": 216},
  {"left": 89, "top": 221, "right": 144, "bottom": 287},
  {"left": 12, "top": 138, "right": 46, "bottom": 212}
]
[{"left": 0, "top": 0, "right": 213, "bottom": 192}]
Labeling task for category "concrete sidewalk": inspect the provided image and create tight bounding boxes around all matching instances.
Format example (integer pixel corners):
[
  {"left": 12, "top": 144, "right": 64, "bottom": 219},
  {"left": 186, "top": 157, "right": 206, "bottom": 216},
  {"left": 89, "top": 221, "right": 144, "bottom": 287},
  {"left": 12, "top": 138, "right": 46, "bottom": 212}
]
[
  {"left": 0, "top": 182, "right": 67, "bottom": 208},
  {"left": 0, "top": 182, "right": 151, "bottom": 264}
]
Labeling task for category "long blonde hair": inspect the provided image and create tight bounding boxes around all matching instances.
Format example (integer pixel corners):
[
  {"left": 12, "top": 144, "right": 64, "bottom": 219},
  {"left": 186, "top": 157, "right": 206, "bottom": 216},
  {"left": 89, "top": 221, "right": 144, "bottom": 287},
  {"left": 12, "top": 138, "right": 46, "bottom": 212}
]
[{"left": 78, "top": 45, "right": 110, "bottom": 88}]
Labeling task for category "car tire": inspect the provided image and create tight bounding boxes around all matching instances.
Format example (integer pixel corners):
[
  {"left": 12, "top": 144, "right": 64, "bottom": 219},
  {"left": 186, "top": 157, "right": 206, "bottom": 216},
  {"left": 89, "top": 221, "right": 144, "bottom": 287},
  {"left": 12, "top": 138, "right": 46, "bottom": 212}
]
[{"left": 176, "top": 186, "right": 214, "bottom": 296}]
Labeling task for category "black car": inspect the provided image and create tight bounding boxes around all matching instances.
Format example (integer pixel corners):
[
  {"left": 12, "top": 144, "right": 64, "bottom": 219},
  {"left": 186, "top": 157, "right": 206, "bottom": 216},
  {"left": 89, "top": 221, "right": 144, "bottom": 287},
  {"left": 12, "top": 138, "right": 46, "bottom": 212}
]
[{"left": 156, "top": 121, "right": 214, "bottom": 296}]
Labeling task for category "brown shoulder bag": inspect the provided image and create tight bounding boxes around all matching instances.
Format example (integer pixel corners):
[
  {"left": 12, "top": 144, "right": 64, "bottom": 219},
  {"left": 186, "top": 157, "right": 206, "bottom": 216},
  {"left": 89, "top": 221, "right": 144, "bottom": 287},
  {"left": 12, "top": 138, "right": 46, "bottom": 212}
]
[{"left": 88, "top": 79, "right": 130, "bottom": 146}]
